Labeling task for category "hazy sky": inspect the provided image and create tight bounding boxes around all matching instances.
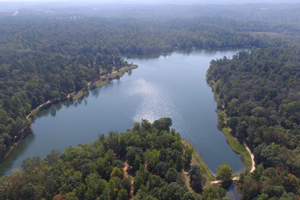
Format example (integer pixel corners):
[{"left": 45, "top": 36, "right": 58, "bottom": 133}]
[{"left": 0, "top": 0, "right": 299, "bottom": 3}]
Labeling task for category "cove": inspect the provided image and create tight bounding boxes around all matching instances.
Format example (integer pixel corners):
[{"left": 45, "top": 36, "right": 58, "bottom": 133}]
[{"left": 0, "top": 49, "right": 245, "bottom": 176}]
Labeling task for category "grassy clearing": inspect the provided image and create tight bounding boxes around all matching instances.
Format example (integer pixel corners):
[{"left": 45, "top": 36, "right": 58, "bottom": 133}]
[
  {"left": 95, "top": 78, "right": 108, "bottom": 88},
  {"left": 72, "top": 65, "right": 138, "bottom": 100},
  {"left": 181, "top": 139, "right": 215, "bottom": 185},
  {"left": 73, "top": 90, "right": 84, "bottom": 100},
  {"left": 119, "top": 64, "right": 138, "bottom": 76},
  {"left": 177, "top": 171, "right": 194, "bottom": 193},
  {"left": 222, "top": 127, "right": 252, "bottom": 174}
]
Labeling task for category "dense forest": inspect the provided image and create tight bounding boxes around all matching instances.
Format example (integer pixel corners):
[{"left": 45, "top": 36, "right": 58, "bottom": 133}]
[
  {"left": 207, "top": 44, "right": 300, "bottom": 199},
  {"left": 0, "top": 118, "right": 228, "bottom": 200}
]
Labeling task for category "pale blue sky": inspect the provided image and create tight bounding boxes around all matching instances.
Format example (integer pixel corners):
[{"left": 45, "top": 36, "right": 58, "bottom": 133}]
[{"left": 0, "top": 0, "right": 299, "bottom": 3}]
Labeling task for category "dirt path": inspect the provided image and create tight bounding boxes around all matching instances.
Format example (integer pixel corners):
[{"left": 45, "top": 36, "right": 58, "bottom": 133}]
[
  {"left": 26, "top": 99, "right": 59, "bottom": 120},
  {"left": 210, "top": 140, "right": 256, "bottom": 184},
  {"left": 243, "top": 140, "right": 256, "bottom": 173},
  {"left": 211, "top": 177, "right": 239, "bottom": 184},
  {"left": 122, "top": 162, "right": 134, "bottom": 196},
  {"left": 123, "top": 162, "right": 130, "bottom": 178}
]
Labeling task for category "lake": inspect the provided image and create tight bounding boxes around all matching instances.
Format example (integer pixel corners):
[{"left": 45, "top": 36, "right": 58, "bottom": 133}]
[{"left": 0, "top": 49, "right": 245, "bottom": 176}]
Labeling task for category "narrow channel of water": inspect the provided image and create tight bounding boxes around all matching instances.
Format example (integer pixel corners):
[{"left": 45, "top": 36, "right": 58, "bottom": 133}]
[
  {"left": 226, "top": 184, "right": 242, "bottom": 200},
  {"left": 0, "top": 49, "right": 245, "bottom": 176}
]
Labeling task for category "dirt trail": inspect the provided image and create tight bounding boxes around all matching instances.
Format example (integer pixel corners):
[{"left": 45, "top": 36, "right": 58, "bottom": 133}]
[
  {"left": 122, "top": 162, "right": 134, "bottom": 195},
  {"left": 123, "top": 162, "right": 130, "bottom": 178},
  {"left": 210, "top": 140, "right": 256, "bottom": 184},
  {"left": 211, "top": 177, "right": 239, "bottom": 184},
  {"left": 243, "top": 140, "right": 256, "bottom": 173}
]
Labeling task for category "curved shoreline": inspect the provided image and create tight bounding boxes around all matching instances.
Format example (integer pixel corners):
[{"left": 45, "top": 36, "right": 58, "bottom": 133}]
[
  {"left": 0, "top": 65, "right": 138, "bottom": 165},
  {"left": 181, "top": 139, "right": 215, "bottom": 184},
  {"left": 208, "top": 80, "right": 256, "bottom": 176}
]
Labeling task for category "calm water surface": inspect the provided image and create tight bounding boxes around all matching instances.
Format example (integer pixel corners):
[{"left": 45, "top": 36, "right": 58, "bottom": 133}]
[{"left": 0, "top": 49, "right": 245, "bottom": 176}]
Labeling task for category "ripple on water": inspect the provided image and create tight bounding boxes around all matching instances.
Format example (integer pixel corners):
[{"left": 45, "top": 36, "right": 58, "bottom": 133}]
[{"left": 127, "top": 78, "right": 178, "bottom": 123}]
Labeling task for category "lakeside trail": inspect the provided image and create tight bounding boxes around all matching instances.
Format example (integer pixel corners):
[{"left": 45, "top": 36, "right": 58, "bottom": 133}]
[
  {"left": 243, "top": 140, "right": 256, "bottom": 173},
  {"left": 210, "top": 140, "right": 256, "bottom": 184}
]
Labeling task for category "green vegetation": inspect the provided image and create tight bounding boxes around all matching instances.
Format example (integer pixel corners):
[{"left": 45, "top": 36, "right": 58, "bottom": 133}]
[
  {"left": 73, "top": 90, "right": 85, "bottom": 101},
  {"left": 222, "top": 128, "right": 251, "bottom": 174},
  {"left": 216, "top": 164, "right": 233, "bottom": 182}
]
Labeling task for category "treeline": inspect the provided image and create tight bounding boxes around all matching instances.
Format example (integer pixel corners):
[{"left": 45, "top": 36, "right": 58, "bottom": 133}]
[
  {"left": 207, "top": 44, "right": 300, "bottom": 199},
  {"left": 0, "top": 118, "right": 227, "bottom": 200},
  {"left": 3, "top": 4, "right": 300, "bottom": 35}
]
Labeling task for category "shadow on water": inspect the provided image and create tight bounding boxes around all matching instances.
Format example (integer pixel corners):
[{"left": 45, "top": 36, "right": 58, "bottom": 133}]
[
  {"left": 0, "top": 133, "right": 36, "bottom": 175},
  {"left": 91, "top": 87, "right": 100, "bottom": 98},
  {"left": 127, "top": 69, "right": 133, "bottom": 76},
  {"left": 226, "top": 184, "right": 242, "bottom": 200}
]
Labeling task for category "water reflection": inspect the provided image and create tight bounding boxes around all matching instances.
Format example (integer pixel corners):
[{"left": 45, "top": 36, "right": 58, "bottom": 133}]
[
  {"left": 50, "top": 106, "right": 56, "bottom": 117},
  {"left": 91, "top": 88, "right": 100, "bottom": 98},
  {"left": 127, "top": 69, "right": 133, "bottom": 76},
  {"left": 0, "top": 133, "right": 36, "bottom": 176}
]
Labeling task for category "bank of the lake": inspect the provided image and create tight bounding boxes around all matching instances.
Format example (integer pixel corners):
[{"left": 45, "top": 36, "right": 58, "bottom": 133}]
[
  {"left": 208, "top": 81, "right": 253, "bottom": 174},
  {"left": 0, "top": 64, "right": 138, "bottom": 166},
  {"left": 73, "top": 64, "right": 138, "bottom": 100},
  {"left": 0, "top": 50, "right": 246, "bottom": 176},
  {"left": 181, "top": 139, "right": 215, "bottom": 186}
]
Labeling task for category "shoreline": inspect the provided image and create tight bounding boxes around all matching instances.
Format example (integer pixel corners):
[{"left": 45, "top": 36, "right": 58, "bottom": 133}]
[
  {"left": 208, "top": 80, "right": 255, "bottom": 174},
  {"left": 181, "top": 139, "right": 215, "bottom": 186},
  {"left": 0, "top": 64, "right": 138, "bottom": 165}
]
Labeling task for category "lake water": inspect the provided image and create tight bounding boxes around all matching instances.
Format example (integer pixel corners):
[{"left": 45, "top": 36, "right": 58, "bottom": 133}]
[
  {"left": 0, "top": 49, "right": 245, "bottom": 176},
  {"left": 226, "top": 184, "right": 242, "bottom": 200}
]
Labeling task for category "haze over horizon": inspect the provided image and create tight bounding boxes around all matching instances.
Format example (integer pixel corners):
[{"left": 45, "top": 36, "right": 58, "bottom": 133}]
[{"left": 0, "top": 0, "right": 299, "bottom": 3}]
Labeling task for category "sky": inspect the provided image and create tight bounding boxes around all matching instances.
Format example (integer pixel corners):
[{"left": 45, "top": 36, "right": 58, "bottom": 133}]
[{"left": 0, "top": 0, "right": 299, "bottom": 3}]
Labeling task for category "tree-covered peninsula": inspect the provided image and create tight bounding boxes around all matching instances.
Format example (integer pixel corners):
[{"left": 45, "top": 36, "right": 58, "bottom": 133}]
[{"left": 0, "top": 118, "right": 227, "bottom": 200}]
